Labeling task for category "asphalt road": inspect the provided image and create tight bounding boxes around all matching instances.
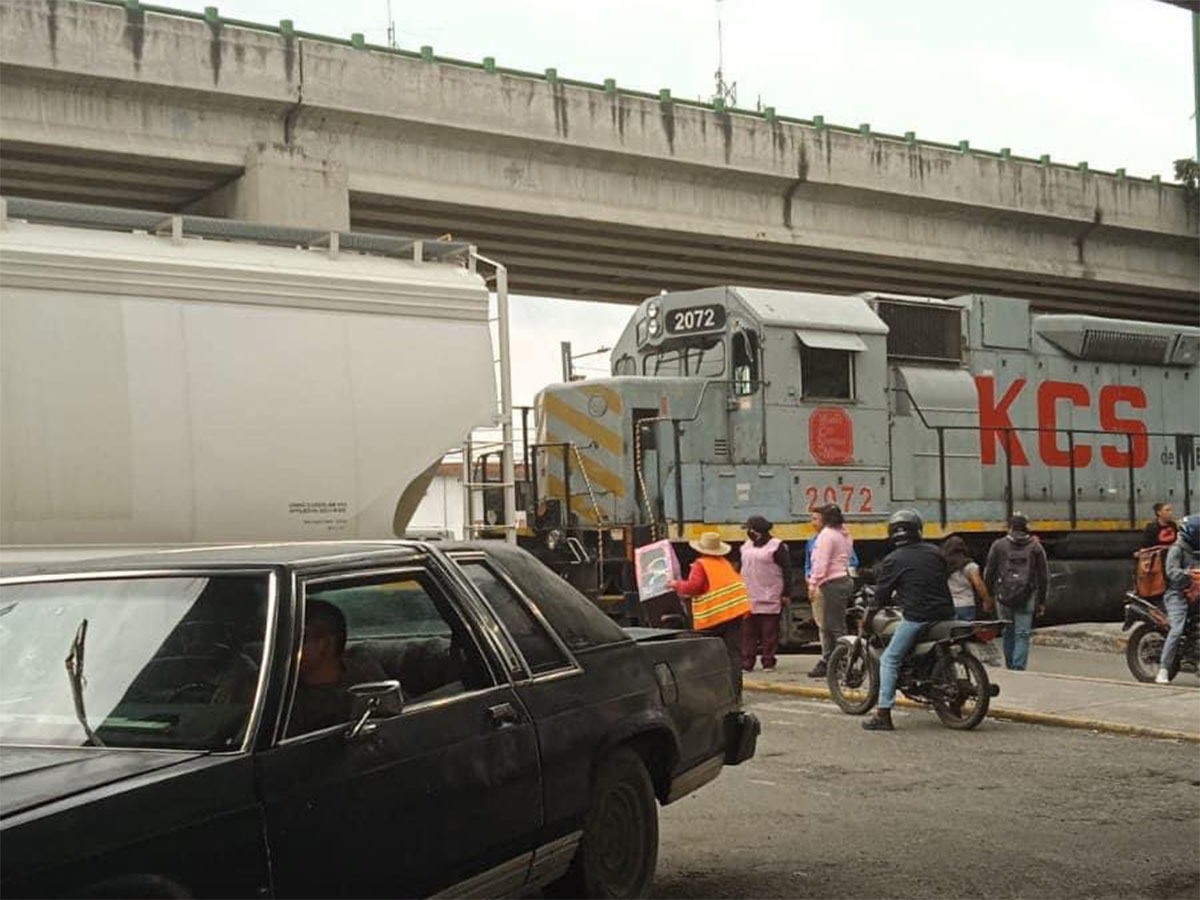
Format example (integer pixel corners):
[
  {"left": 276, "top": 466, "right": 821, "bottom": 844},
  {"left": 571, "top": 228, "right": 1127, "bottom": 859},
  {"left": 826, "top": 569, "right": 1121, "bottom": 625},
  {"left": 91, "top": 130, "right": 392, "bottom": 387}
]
[{"left": 654, "top": 693, "right": 1200, "bottom": 899}]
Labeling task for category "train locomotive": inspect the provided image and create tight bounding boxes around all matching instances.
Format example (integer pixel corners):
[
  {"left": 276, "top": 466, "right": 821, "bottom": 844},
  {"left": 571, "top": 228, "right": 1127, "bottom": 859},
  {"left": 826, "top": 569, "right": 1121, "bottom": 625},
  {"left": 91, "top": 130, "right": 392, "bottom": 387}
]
[{"left": 518, "top": 287, "right": 1199, "bottom": 639}]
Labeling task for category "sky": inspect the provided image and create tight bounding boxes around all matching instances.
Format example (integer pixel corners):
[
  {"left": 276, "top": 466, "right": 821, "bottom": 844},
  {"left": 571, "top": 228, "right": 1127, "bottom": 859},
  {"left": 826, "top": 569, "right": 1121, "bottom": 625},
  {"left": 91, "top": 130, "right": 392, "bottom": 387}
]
[{"left": 189, "top": 0, "right": 1194, "bottom": 406}]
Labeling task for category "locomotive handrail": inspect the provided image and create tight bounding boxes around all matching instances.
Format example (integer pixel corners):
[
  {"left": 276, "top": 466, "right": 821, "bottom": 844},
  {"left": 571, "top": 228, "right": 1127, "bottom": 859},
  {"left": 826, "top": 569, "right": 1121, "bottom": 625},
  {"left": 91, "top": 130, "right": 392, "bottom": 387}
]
[{"left": 890, "top": 387, "right": 1198, "bottom": 528}]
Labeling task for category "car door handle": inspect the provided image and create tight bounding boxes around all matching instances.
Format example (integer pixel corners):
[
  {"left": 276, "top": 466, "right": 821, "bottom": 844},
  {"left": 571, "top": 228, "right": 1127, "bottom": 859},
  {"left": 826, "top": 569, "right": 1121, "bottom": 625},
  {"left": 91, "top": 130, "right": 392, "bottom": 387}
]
[{"left": 488, "top": 702, "right": 521, "bottom": 728}]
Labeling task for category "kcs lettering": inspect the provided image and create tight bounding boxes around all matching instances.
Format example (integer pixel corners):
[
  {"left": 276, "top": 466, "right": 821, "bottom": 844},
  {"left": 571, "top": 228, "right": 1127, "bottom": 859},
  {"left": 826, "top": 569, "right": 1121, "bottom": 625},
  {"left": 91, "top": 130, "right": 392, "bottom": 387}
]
[{"left": 973, "top": 376, "right": 1149, "bottom": 470}]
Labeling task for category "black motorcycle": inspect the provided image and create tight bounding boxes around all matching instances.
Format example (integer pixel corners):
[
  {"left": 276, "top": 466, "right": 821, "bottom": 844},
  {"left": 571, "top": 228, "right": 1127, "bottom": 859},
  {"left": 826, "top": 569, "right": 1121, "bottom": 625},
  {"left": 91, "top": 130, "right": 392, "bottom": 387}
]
[
  {"left": 826, "top": 586, "right": 1003, "bottom": 730},
  {"left": 1122, "top": 591, "right": 1199, "bottom": 683}
]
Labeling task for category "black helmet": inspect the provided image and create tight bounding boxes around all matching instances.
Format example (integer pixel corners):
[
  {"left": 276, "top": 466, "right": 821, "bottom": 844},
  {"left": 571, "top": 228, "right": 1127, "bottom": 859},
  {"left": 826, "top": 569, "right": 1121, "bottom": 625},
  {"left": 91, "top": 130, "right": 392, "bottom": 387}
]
[
  {"left": 1181, "top": 515, "right": 1200, "bottom": 551},
  {"left": 887, "top": 509, "right": 923, "bottom": 546}
]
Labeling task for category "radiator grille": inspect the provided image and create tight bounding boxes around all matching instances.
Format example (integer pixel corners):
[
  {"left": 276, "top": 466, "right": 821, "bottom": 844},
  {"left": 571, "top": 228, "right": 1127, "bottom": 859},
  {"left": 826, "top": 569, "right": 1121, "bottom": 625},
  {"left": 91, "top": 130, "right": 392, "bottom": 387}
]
[
  {"left": 1080, "top": 330, "right": 1169, "bottom": 365},
  {"left": 875, "top": 301, "right": 962, "bottom": 363}
]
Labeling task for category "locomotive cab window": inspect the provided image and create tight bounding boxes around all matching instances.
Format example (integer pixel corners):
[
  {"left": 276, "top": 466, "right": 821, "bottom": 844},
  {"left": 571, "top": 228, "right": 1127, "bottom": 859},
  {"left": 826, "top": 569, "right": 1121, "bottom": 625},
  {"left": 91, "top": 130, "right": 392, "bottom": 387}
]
[
  {"left": 796, "top": 330, "right": 863, "bottom": 401},
  {"left": 732, "top": 329, "right": 759, "bottom": 396}
]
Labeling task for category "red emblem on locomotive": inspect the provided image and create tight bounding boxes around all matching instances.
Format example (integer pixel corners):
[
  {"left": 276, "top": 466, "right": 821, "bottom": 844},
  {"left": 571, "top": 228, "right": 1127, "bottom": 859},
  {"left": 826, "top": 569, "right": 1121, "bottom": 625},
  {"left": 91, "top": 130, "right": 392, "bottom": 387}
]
[{"left": 810, "top": 407, "right": 854, "bottom": 466}]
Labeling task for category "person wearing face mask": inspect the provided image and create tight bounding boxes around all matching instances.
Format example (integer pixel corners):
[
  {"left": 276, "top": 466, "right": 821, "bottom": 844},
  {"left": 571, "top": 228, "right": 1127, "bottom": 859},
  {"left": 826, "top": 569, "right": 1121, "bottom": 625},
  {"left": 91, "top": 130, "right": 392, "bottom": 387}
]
[{"left": 739, "top": 515, "right": 793, "bottom": 671}]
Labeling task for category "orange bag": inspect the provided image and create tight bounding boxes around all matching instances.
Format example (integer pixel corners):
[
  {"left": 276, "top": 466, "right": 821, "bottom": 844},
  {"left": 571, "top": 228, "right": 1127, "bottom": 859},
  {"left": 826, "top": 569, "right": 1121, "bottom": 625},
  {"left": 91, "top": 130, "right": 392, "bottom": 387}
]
[{"left": 1133, "top": 547, "right": 1167, "bottom": 598}]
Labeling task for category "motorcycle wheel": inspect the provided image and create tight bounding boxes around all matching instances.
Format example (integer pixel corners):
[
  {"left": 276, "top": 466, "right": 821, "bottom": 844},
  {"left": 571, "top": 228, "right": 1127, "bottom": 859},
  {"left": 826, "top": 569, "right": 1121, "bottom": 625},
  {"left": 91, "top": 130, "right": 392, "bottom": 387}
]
[
  {"left": 931, "top": 652, "right": 990, "bottom": 730},
  {"left": 1125, "top": 623, "right": 1164, "bottom": 683},
  {"left": 826, "top": 640, "right": 878, "bottom": 715}
]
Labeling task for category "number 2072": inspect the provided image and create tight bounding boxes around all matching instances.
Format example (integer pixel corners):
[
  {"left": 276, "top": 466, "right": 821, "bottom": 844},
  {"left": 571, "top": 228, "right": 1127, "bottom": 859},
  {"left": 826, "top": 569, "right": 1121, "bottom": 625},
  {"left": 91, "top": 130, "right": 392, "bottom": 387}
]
[{"left": 805, "top": 485, "right": 873, "bottom": 513}]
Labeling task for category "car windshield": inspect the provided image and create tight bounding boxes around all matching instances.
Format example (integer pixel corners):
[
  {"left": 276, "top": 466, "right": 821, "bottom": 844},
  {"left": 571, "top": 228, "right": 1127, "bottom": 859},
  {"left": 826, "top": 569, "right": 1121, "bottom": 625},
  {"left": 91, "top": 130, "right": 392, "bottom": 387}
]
[{"left": 0, "top": 574, "right": 270, "bottom": 752}]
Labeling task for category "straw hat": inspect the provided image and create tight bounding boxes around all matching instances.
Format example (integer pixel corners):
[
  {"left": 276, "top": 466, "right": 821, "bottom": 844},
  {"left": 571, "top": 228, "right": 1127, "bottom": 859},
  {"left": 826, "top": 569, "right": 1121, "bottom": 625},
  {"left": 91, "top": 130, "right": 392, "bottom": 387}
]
[{"left": 689, "top": 531, "right": 732, "bottom": 556}]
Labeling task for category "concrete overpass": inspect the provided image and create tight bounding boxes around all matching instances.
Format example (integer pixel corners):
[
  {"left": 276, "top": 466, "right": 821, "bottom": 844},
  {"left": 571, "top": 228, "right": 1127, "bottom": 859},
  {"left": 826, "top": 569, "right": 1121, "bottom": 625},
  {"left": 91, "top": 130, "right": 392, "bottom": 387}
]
[{"left": 1, "top": 0, "right": 1197, "bottom": 323}]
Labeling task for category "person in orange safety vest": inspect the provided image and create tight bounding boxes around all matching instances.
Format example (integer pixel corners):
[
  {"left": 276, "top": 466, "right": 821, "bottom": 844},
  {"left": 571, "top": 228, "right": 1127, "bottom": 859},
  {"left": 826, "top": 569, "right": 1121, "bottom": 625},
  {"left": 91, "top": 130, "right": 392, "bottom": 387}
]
[{"left": 673, "top": 531, "right": 752, "bottom": 699}]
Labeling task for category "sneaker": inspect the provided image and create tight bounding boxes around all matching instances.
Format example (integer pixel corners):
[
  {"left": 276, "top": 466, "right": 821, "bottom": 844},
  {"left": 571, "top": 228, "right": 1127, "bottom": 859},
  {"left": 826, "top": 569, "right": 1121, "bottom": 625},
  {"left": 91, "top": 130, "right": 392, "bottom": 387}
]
[
  {"left": 807, "top": 661, "right": 828, "bottom": 678},
  {"left": 1155, "top": 669, "right": 1171, "bottom": 685},
  {"left": 862, "top": 711, "right": 894, "bottom": 732}
]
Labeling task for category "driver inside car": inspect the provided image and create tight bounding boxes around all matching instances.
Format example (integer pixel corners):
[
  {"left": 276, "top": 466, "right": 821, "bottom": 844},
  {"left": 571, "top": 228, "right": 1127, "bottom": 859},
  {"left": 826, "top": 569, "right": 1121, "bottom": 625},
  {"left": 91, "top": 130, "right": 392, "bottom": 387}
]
[{"left": 286, "top": 600, "right": 401, "bottom": 737}]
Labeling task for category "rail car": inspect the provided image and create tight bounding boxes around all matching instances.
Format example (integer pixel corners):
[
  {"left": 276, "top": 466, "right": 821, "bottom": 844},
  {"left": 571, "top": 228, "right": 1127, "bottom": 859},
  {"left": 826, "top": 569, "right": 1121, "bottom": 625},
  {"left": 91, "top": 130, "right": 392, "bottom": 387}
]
[{"left": 512, "top": 287, "right": 1199, "bottom": 638}]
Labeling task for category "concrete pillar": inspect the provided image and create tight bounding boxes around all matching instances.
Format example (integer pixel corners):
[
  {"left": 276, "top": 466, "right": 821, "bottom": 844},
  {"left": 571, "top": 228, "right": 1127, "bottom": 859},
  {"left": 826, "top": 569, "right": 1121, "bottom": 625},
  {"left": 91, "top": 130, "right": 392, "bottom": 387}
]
[{"left": 188, "top": 144, "right": 349, "bottom": 231}]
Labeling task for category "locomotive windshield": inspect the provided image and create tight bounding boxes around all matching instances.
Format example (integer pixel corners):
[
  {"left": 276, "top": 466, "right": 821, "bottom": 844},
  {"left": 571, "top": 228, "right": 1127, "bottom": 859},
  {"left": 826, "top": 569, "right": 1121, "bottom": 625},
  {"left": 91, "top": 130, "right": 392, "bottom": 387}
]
[
  {"left": 642, "top": 338, "right": 726, "bottom": 377},
  {"left": 625, "top": 300, "right": 734, "bottom": 378}
]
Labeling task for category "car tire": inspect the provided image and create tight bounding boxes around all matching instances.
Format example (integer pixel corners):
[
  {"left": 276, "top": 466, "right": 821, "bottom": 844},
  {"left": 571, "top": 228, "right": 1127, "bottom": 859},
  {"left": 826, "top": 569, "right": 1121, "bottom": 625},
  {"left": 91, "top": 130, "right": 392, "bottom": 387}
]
[{"left": 550, "top": 748, "right": 659, "bottom": 900}]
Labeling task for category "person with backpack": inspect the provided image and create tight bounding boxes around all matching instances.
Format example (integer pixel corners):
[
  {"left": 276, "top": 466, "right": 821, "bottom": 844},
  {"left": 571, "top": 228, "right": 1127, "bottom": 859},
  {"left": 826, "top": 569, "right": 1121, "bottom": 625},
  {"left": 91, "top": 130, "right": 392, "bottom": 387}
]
[
  {"left": 983, "top": 514, "right": 1049, "bottom": 671},
  {"left": 1156, "top": 514, "right": 1200, "bottom": 684},
  {"left": 1135, "top": 502, "right": 1177, "bottom": 604}
]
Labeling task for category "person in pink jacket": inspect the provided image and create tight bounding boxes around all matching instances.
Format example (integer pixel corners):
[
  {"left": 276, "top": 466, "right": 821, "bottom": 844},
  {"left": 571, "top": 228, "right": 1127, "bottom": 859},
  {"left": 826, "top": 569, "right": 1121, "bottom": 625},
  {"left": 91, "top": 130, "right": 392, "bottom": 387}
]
[
  {"left": 806, "top": 503, "right": 855, "bottom": 678},
  {"left": 738, "top": 515, "right": 793, "bottom": 671}
]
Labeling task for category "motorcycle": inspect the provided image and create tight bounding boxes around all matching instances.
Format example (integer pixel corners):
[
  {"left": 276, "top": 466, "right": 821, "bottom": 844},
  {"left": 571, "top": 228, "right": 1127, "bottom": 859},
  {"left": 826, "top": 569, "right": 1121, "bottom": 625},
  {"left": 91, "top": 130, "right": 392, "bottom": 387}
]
[
  {"left": 826, "top": 586, "right": 1004, "bottom": 730},
  {"left": 1122, "top": 590, "right": 1199, "bottom": 683}
]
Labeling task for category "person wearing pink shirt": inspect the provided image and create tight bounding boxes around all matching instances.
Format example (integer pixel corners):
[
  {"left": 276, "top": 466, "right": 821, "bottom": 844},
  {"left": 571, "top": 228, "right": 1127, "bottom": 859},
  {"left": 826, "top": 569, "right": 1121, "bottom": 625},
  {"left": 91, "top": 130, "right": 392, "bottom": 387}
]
[{"left": 806, "top": 503, "right": 855, "bottom": 678}]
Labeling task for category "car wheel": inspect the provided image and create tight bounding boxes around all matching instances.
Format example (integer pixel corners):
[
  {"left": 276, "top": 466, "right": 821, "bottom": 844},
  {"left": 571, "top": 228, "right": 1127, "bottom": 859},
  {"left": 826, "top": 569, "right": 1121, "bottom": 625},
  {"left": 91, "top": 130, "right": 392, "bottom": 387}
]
[{"left": 551, "top": 748, "right": 659, "bottom": 899}]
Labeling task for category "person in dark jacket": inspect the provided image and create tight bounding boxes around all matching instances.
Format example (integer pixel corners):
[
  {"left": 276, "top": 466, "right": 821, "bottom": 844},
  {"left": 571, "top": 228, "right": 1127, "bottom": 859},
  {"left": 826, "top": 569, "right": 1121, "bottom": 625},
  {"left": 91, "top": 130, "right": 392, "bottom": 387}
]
[
  {"left": 983, "top": 514, "right": 1049, "bottom": 671},
  {"left": 861, "top": 509, "right": 954, "bottom": 732},
  {"left": 1142, "top": 502, "right": 1178, "bottom": 548}
]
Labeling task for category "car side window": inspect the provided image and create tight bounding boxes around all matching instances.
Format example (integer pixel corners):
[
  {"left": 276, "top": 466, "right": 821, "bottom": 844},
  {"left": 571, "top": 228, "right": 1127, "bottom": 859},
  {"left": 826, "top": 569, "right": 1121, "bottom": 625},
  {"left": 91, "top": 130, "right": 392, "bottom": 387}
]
[
  {"left": 285, "top": 569, "right": 495, "bottom": 738},
  {"left": 460, "top": 562, "right": 572, "bottom": 676}
]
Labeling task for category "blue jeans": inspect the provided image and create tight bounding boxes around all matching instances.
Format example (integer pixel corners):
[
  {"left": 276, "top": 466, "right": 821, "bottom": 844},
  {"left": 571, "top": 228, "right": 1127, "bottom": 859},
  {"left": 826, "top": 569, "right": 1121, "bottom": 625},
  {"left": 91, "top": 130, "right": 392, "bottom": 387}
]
[
  {"left": 878, "top": 618, "right": 928, "bottom": 710},
  {"left": 1160, "top": 591, "right": 1189, "bottom": 671},
  {"left": 954, "top": 606, "right": 975, "bottom": 622},
  {"left": 998, "top": 603, "right": 1034, "bottom": 670}
]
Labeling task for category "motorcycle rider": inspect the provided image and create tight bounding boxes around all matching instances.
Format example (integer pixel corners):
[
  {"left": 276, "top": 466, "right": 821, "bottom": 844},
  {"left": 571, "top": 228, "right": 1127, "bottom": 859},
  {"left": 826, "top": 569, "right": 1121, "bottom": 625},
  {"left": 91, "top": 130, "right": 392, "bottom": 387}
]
[
  {"left": 862, "top": 509, "right": 955, "bottom": 732},
  {"left": 1156, "top": 514, "right": 1200, "bottom": 684}
]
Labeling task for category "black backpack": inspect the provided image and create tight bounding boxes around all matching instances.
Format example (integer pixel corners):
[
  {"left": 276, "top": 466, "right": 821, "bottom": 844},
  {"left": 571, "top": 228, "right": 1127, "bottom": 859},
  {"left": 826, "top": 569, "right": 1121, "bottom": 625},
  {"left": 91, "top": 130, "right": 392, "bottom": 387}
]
[{"left": 996, "top": 540, "right": 1037, "bottom": 609}]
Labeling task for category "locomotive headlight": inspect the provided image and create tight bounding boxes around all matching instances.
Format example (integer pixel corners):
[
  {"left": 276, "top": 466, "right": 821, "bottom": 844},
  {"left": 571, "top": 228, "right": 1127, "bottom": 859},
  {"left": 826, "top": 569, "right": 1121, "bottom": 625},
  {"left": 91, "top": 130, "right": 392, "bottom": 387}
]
[
  {"left": 648, "top": 319, "right": 661, "bottom": 336},
  {"left": 647, "top": 303, "right": 660, "bottom": 319},
  {"left": 546, "top": 528, "right": 564, "bottom": 551}
]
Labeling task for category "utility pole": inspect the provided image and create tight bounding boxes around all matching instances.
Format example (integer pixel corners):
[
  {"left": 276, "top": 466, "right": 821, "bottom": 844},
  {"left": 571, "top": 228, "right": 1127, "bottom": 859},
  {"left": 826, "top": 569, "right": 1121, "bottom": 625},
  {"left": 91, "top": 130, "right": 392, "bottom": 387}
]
[
  {"left": 1193, "top": 7, "right": 1199, "bottom": 161},
  {"left": 560, "top": 341, "right": 573, "bottom": 382},
  {"left": 713, "top": 0, "right": 737, "bottom": 107}
]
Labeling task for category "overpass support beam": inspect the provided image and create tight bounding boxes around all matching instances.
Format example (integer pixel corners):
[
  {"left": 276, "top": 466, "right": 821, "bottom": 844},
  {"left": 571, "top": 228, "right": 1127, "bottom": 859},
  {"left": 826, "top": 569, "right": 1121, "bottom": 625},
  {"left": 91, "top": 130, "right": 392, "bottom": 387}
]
[{"left": 188, "top": 144, "right": 349, "bottom": 232}]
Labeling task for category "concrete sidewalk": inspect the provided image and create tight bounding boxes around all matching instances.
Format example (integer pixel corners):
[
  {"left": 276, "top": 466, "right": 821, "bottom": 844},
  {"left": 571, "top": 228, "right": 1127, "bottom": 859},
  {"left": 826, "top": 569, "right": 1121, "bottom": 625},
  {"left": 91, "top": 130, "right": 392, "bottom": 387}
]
[
  {"left": 743, "top": 648, "right": 1200, "bottom": 742},
  {"left": 1031, "top": 621, "right": 1128, "bottom": 653}
]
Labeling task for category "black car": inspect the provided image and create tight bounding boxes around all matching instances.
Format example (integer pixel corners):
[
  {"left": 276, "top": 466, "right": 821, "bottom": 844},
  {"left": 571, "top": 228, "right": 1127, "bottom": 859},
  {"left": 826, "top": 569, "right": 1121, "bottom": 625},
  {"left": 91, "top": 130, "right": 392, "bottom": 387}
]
[{"left": 0, "top": 541, "right": 758, "bottom": 899}]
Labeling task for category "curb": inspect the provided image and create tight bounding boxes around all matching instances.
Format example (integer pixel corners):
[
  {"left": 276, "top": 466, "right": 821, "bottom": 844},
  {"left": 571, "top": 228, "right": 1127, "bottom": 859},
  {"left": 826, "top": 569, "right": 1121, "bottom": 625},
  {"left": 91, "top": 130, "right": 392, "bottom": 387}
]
[
  {"left": 742, "top": 679, "right": 1200, "bottom": 743},
  {"left": 1031, "top": 631, "right": 1128, "bottom": 653}
]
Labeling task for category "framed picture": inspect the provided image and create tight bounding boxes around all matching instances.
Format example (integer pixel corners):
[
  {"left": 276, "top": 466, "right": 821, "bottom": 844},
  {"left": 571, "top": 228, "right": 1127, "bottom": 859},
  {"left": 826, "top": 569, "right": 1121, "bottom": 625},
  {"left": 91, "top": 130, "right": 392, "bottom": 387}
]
[{"left": 634, "top": 539, "right": 680, "bottom": 601}]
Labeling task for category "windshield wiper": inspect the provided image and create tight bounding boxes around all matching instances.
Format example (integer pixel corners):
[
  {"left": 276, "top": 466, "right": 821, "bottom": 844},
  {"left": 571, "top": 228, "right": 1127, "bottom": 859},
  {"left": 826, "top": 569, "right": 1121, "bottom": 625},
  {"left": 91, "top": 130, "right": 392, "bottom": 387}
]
[{"left": 64, "top": 619, "right": 105, "bottom": 748}]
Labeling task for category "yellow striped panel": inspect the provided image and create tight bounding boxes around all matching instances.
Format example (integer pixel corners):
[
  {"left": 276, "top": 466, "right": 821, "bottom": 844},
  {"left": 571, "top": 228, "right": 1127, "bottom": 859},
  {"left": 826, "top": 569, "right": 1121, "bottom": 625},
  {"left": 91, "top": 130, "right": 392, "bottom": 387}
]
[
  {"left": 543, "top": 474, "right": 601, "bottom": 524},
  {"left": 544, "top": 431, "right": 626, "bottom": 499},
  {"left": 579, "top": 384, "right": 623, "bottom": 416},
  {"left": 542, "top": 393, "right": 623, "bottom": 457}
]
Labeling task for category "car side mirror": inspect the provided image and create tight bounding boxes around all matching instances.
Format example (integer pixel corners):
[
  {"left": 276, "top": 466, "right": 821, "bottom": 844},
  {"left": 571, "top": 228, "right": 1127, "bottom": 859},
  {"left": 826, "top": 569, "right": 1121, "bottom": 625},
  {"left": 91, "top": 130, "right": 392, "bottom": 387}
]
[{"left": 345, "top": 679, "right": 402, "bottom": 741}]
